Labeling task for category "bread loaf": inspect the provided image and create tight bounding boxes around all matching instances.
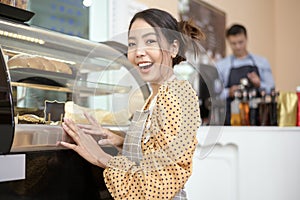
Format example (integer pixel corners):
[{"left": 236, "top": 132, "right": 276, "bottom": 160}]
[
  {"left": 39, "top": 57, "right": 56, "bottom": 72},
  {"left": 0, "top": 0, "right": 28, "bottom": 9},
  {"left": 8, "top": 54, "right": 72, "bottom": 74},
  {"left": 7, "top": 54, "right": 31, "bottom": 68},
  {"left": 51, "top": 60, "right": 72, "bottom": 74}
]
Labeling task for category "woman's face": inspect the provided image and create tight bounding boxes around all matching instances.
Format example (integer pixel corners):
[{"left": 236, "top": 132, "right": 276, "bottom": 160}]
[{"left": 127, "top": 18, "right": 175, "bottom": 84}]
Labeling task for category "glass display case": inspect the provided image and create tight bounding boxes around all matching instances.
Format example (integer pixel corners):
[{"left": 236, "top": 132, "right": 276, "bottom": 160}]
[
  {"left": 0, "top": 14, "right": 150, "bottom": 199},
  {"left": 0, "top": 17, "right": 150, "bottom": 154}
]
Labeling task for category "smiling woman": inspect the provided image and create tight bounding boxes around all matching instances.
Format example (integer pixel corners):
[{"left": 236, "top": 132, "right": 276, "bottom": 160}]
[{"left": 60, "top": 8, "right": 205, "bottom": 200}]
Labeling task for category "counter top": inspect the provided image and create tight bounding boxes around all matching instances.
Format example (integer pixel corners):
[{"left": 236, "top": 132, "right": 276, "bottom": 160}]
[{"left": 187, "top": 125, "right": 300, "bottom": 200}]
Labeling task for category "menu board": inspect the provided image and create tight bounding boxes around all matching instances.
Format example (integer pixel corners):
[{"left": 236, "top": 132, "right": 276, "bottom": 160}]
[{"left": 179, "top": 0, "right": 226, "bottom": 61}]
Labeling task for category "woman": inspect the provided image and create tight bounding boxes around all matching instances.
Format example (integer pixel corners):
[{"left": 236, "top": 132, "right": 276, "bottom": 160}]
[{"left": 60, "top": 8, "right": 204, "bottom": 199}]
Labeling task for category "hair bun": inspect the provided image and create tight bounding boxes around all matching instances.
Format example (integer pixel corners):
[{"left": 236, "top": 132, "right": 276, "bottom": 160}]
[{"left": 178, "top": 20, "right": 206, "bottom": 41}]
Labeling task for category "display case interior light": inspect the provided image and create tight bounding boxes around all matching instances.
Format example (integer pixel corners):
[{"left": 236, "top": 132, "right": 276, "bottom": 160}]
[{"left": 0, "top": 30, "right": 45, "bottom": 45}]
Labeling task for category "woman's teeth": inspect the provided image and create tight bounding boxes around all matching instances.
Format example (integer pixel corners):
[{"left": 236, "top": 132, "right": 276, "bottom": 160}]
[{"left": 138, "top": 63, "right": 152, "bottom": 69}]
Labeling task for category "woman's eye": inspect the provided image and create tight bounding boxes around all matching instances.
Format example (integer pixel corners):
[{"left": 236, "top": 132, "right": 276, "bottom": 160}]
[
  {"left": 146, "top": 39, "right": 156, "bottom": 44},
  {"left": 128, "top": 42, "right": 136, "bottom": 47}
]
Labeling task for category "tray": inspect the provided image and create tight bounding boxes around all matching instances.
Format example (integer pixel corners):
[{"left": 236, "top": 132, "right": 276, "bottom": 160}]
[
  {"left": 9, "top": 67, "right": 76, "bottom": 86},
  {"left": 0, "top": 2, "right": 34, "bottom": 23}
]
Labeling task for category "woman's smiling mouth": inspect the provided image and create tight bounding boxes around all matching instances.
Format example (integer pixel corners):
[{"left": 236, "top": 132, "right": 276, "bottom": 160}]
[{"left": 138, "top": 62, "right": 153, "bottom": 72}]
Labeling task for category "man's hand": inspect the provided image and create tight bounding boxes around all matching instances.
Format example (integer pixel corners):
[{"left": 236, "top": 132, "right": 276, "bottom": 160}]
[
  {"left": 229, "top": 85, "right": 240, "bottom": 98},
  {"left": 247, "top": 72, "right": 261, "bottom": 88}
]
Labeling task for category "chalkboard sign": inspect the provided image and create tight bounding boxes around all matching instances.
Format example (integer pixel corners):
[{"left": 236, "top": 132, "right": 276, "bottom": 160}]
[{"left": 44, "top": 100, "right": 65, "bottom": 122}]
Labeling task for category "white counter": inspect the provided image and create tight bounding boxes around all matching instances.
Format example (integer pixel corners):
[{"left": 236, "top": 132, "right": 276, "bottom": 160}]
[
  {"left": 0, "top": 154, "right": 25, "bottom": 182},
  {"left": 186, "top": 126, "right": 300, "bottom": 200}
]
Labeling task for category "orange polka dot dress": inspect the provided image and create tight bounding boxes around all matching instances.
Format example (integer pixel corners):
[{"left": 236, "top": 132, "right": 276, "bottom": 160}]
[{"left": 104, "top": 80, "right": 201, "bottom": 200}]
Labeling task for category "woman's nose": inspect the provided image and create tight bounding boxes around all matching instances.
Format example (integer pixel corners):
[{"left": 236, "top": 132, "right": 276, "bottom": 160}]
[{"left": 135, "top": 45, "right": 146, "bottom": 57}]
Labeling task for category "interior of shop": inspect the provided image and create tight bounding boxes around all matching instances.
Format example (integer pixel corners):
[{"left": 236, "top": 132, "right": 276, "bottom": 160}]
[{"left": 0, "top": 0, "right": 299, "bottom": 200}]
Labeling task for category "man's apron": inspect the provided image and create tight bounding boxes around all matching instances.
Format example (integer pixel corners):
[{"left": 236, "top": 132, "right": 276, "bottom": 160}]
[
  {"left": 122, "top": 77, "right": 187, "bottom": 199},
  {"left": 225, "top": 55, "right": 260, "bottom": 125}
]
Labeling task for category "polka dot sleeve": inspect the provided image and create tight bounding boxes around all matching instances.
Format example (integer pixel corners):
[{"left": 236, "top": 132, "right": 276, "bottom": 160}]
[{"left": 103, "top": 80, "right": 201, "bottom": 200}]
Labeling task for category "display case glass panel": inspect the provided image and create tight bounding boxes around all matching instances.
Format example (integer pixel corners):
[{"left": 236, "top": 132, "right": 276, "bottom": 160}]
[{"left": 0, "top": 18, "right": 150, "bottom": 152}]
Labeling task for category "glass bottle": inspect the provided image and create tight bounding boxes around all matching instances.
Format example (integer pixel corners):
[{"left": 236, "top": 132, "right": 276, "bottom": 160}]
[
  {"left": 297, "top": 86, "right": 300, "bottom": 126},
  {"left": 230, "top": 90, "right": 241, "bottom": 126},
  {"left": 239, "top": 89, "right": 250, "bottom": 125},
  {"left": 249, "top": 88, "right": 259, "bottom": 125},
  {"left": 259, "top": 88, "right": 269, "bottom": 126},
  {"left": 269, "top": 88, "right": 278, "bottom": 126}
]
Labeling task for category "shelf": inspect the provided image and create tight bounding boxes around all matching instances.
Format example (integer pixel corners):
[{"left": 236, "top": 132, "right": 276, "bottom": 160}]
[
  {"left": 11, "top": 81, "right": 132, "bottom": 95},
  {"left": 9, "top": 67, "right": 75, "bottom": 86},
  {"left": 11, "top": 82, "right": 70, "bottom": 92}
]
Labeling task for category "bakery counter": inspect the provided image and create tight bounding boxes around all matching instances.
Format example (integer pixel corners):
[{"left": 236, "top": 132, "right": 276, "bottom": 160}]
[
  {"left": 0, "top": 150, "right": 114, "bottom": 200},
  {"left": 0, "top": 124, "right": 120, "bottom": 200}
]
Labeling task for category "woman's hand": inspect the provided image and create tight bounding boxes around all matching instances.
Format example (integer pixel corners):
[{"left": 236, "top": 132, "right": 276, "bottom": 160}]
[
  {"left": 77, "top": 112, "right": 124, "bottom": 151},
  {"left": 60, "top": 118, "right": 112, "bottom": 168}
]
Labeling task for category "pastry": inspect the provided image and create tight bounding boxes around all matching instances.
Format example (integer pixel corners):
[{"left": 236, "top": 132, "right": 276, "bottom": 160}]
[
  {"left": 7, "top": 54, "right": 31, "bottom": 68},
  {"left": 8, "top": 54, "right": 72, "bottom": 75},
  {"left": 64, "top": 101, "right": 130, "bottom": 125},
  {"left": 50, "top": 59, "right": 72, "bottom": 74},
  {"left": 17, "top": 114, "right": 45, "bottom": 124}
]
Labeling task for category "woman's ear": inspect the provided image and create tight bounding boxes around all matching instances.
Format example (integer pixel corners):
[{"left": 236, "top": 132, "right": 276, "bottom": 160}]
[{"left": 171, "top": 40, "right": 179, "bottom": 58}]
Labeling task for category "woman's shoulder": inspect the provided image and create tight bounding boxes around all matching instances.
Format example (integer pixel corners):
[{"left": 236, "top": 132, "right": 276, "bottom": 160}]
[
  {"left": 160, "top": 79, "right": 197, "bottom": 96},
  {"left": 157, "top": 79, "right": 200, "bottom": 115}
]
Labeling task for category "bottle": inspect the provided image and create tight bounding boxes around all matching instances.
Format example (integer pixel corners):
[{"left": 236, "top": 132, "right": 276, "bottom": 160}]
[
  {"left": 239, "top": 89, "right": 250, "bottom": 125},
  {"left": 259, "top": 88, "right": 270, "bottom": 126},
  {"left": 269, "top": 88, "right": 278, "bottom": 126},
  {"left": 297, "top": 86, "right": 300, "bottom": 126},
  {"left": 230, "top": 90, "right": 241, "bottom": 126},
  {"left": 249, "top": 88, "right": 259, "bottom": 125}
]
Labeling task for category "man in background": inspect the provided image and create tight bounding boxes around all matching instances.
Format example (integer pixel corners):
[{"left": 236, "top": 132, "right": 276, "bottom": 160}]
[{"left": 216, "top": 24, "right": 275, "bottom": 125}]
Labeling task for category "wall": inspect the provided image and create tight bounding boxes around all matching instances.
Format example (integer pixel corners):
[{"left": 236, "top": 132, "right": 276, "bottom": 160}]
[
  {"left": 202, "top": 0, "right": 275, "bottom": 87},
  {"left": 135, "top": 0, "right": 178, "bottom": 20},
  {"left": 135, "top": 0, "right": 300, "bottom": 91},
  {"left": 274, "top": 0, "right": 300, "bottom": 92}
]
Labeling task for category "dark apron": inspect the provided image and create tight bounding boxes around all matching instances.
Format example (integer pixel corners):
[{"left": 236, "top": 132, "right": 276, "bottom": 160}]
[{"left": 225, "top": 55, "right": 260, "bottom": 125}]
